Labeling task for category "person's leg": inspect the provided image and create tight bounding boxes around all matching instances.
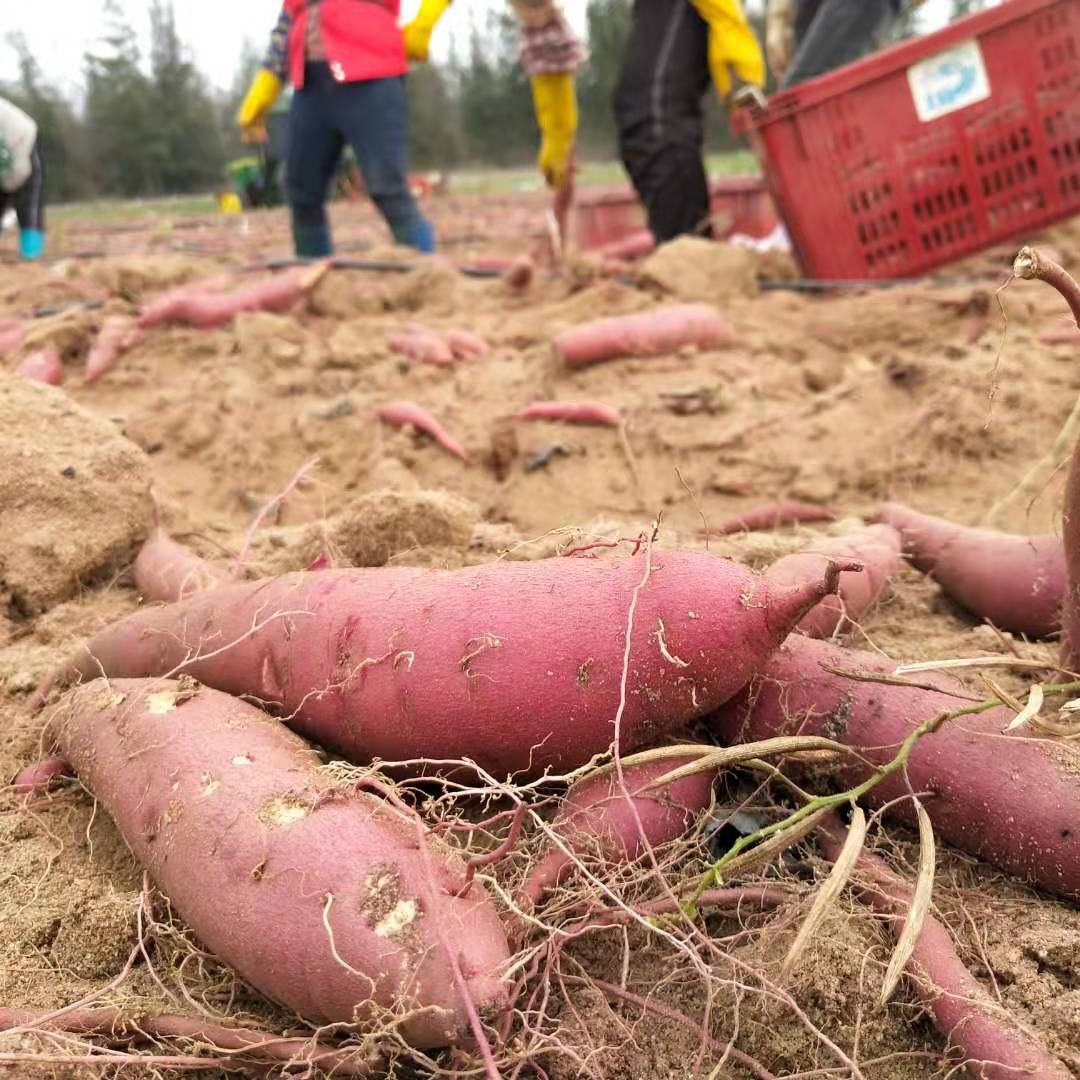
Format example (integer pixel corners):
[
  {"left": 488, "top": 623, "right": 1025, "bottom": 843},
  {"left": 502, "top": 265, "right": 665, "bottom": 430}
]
[
  {"left": 14, "top": 142, "right": 45, "bottom": 260},
  {"left": 286, "top": 64, "right": 345, "bottom": 256},
  {"left": 332, "top": 76, "right": 434, "bottom": 253},
  {"left": 781, "top": 0, "right": 899, "bottom": 88},
  {"left": 613, "top": 0, "right": 712, "bottom": 244}
]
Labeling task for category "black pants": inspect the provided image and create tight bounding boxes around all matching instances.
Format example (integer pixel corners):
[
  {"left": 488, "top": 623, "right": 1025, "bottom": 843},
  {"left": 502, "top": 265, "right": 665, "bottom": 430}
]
[
  {"left": 614, "top": 0, "right": 713, "bottom": 244},
  {"left": 781, "top": 0, "right": 901, "bottom": 88},
  {"left": 0, "top": 141, "right": 45, "bottom": 233}
]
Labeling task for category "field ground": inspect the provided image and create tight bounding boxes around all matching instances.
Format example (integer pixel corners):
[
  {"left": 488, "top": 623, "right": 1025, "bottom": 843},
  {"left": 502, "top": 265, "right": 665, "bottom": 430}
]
[{"left": 1, "top": 181, "right": 1079, "bottom": 1078}]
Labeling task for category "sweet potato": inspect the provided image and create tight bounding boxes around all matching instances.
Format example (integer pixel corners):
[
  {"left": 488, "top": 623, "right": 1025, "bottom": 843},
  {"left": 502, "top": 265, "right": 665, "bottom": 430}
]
[
  {"left": 389, "top": 329, "right": 454, "bottom": 367},
  {"left": 555, "top": 303, "right": 731, "bottom": 367},
  {"left": 701, "top": 500, "right": 837, "bottom": 538},
  {"left": 48, "top": 678, "right": 510, "bottom": 1049},
  {"left": 39, "top": 551, "right": 845, "bottom": 779},
  {"left": 0, "top": 318, "right": 25, "bottom": 357},
  {"left": 878, "top": 502, "right": 1063, "bottom": 638},
  {"left": 765, "top": 524, "right": 902, "bottom": 638},
  {"left": 709, "top": 635, "right": 1080, "bottom": 899},
  {"left": 446, "top": 329, "right": 490, "bottom": 359},
  {"left": 134, "top": 527, "right": 222, "bottom": 604},
  {"left": 85, "top": 315, "right": 145, "bottom": 383},
  {"left": 12, "top": 755, "right": 72, "bottom": 797},
  {"left": 14, "top": 347, "right": 62, "bottom": 386},
  {"left": 818, "top": 818, "right": 1071, "bottom": 1080},
  {"left": 136, "top": 274, "right": 237, "bottom": 329},
  {"left": 519, "top": 753, "right": 716, "bottom": 907},
  {"left": 515, "top": 400, "right": 622, "bottom": 427},
  {"left": 378, "top": 400, "right": 470, "bottom": 463},
  {"left": 593, "top": 230, "right": 656, "bottom": 262},
  {"left": 137, "top": 265, "right": 327, "bottom": 330}
]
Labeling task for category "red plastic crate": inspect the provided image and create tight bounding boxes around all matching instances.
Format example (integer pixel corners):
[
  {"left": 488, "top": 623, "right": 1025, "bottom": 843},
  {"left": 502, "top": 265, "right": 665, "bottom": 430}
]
[
  {"left": 573, "top": 175, "right": 777, "bottom": 250},
  {"left": 734, "top": 0, "right": 1080, "bottom": 279}
]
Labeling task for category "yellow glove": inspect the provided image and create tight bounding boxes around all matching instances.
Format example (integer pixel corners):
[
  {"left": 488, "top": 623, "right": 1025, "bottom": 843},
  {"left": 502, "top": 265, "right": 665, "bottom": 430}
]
[
  {"left": 689, "top": 0, "right": 766, "bottom": 98},
  {"left": 237, "top": 68, "right": 282, "bottom": 139},
  {"left": 765, "top": 0, "right": 795, "bottom": 80},
  {"left": 402, "top": 0, "right": 452, "bottom": 62},
  {"left": 531, "top": 73, "right": 577, "bottom": 189}
]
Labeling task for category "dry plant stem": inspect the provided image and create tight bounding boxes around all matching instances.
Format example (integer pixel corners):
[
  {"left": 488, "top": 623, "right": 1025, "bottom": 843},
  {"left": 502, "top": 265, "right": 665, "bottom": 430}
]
[
  {"left": 562, "top": 976, "right": 778, "bottom": 1080},
  {"left": 616, "top": 420, "right": 644, "bottom": 508},
  {"left": 816, "top": 817, "right": 1071, "bottom": 1080},
  {"left": 231, "top": 455, "right": 320, "bottom": 578},
  {"left": 0, "top": 1007, "right": 377, "bottom": 1075}
]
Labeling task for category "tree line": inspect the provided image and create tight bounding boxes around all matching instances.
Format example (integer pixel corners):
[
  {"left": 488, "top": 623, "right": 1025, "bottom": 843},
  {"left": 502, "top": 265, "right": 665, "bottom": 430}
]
[{"left": 3, "top": 0, "right": 983, "bottom": 203}]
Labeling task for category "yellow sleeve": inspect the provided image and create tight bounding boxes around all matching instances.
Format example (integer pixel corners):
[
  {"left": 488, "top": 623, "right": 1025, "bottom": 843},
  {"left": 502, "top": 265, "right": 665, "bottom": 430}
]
[{"left": 689, "top": 0, "right": 766, "bottom": 96}]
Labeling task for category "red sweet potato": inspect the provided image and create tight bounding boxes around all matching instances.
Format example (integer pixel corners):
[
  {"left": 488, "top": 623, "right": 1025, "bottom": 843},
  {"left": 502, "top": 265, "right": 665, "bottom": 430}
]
[
  {"left": 389, "top": 329, "right": 454, "bottom": 367},
  {"left": 47, "top": 678, "right": 509, "bottom": 1048},
  {"left": 515, "top": 400, "right": 622, "bottom": 427},
  {"left": 708, "top": 635, "right": 1080, "bottom": 900},
  {"left": 85, "top": 315, "right": 145, "bottom": 383},
  {"left": 40, "top": 551, "right": 845, "bottom": 779},
  {"left": 0, "top": 319, "right": 25, "bottom": 357},
  {"left": 593, "top": 230, "right": 656, "bottom": 262},
  {"left": 519, "top": 752, "right": 716, "bottom": 907},
  {"left": 15, "top": 348, "right": 62, "bottom": 386},
  {"left": 134, "top": 527, "right": 222, "bottom": 604},
  {"left": 378, "top": 400, "right": 470, "bottom": 463},
  {"left": 445, "top": 329, "right": 489, "bottom": 359},
  {"left": 878, "top": 502, "right": 1064, "bottom": 639},
  {"left": 765, "top": 524, "right": 902, "bottom": 638},
  {"left": 701, "top": 500, "right": 837, "bottom": 538},
  {"left": 12, "top": 755, "right": 72, "bottom": 797},
  {"left": 818, "top": 818, "right": 1070, "bottom": 1080},
  {"left": 555, "top": 304, "right": 731, "bottom": 367},
  {"left": 137, "top": 274, "right": 237, "bottom": 329}
]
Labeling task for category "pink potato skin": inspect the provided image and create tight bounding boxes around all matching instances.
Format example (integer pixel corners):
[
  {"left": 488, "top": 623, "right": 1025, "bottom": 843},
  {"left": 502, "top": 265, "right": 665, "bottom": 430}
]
[
  {"left": 878, "top": 502, "right": 1064, "bottom": 639},
  {"left": 15, "top": 348, "right": 63, "bottom": 386},
  {"left": 766, "top": 524, "right": 902, "bottom": 638},
  {"left": 137, "top": 274, "right": 237, "bottom": 329},
  {"left": 378, "top": 400, "right": 470, "bottom": 463},
  {"left": 85, "top": 316, "right": 145, "bottom": 383},
  {"left": 703, "top": 500, "right": 837, "bottom": 538},
  {"left": 389, "top": 330, "right": 454, "bottom": 367},
  {"left": 519, "top": 753, "right": 716, "bottom": 906},
  {"left": 445, "top": 329, "right": 489, "bottom": 358},
  {"left": 134, "top": 528, "right": 222, "bottom": 604},
  {"left": 708, "top": 635, "right": 1080, "bottom": 900},
  {"left": 50, "top": 552, "right": 843, "bottom": 779},
  {"left": 52, "top": 679, "right": 510, "bottom": 1049},
  {"left": 819, "top": 819, "right": 1070, "bottom": 1080},
  {"left": 12, "top": 755, "right": 73, "bottom": 797},
  {"left": 555, "top": 303, "right": 732, "bottom": 367},
  {"left": 515, "top": 400, "right": 622, "bottom": 427}
]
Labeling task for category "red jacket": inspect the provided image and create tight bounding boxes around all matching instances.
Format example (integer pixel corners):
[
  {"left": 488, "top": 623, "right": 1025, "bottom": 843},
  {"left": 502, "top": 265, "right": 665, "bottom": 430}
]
[{"left": 279, "top": 0, "right": 407, "bottom": 87}]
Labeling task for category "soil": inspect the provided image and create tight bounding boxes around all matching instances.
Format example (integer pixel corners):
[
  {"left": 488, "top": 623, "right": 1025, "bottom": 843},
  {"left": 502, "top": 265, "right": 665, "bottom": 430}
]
[{"left": 1, "top": 194, "right": 1080, "bottom": 1078}]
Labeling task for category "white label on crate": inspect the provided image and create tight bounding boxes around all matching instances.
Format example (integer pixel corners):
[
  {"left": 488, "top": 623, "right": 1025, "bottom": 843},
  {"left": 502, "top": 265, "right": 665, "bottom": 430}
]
[{"left": 907, "top": 39, "right": 990, "bottom": 123}]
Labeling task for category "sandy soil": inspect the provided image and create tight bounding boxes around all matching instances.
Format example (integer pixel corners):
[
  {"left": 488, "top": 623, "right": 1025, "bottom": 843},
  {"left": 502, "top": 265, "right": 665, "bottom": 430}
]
[{"left": 1, "top": 193, "right": 1079, "bottom": 1078}]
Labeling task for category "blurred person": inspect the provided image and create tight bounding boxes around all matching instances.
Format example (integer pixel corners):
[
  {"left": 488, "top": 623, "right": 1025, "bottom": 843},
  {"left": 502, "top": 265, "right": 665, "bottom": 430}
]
[
  {"left": 0, "top": 96, "right": 46, "bottom": 261},
  {"left": 613, "top": 0, "right": 765, "bottom": 243},
  {"left": 768, "top": 0, "right": 925, "bottom": 89},
  {"left": 238, "top": 0, "right": 435, "bottom": 257}
]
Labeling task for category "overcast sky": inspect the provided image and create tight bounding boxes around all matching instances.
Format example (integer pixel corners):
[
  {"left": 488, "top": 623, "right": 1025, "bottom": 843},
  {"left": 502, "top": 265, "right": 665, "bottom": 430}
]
[{"left": 4, "top": 0, "right": 962, "bottom": 98}]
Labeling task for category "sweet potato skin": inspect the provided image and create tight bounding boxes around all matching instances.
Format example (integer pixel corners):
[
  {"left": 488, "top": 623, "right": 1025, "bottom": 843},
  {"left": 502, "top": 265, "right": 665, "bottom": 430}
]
[
  {"left": 555, "top": 304, "right": 732, "bottom": 367},
  {"left": 765, "top": 524, "right": 902, "bottom": 638},
  {"left": 15, "top": 348, "right": 63, "bottom": 386},
  {"left": 520, "top": 753, "right": 715, "bottom": 906},
  {"left": 516, "top": 401, "right": 622, "bottom": 427},
  {"left": 709, "top": 635, "right": 1080, "bottom": 899},
  {"left": 53, "top": 552, "right": 841, "bottom": 778},
  {"left": 52, "top": 678, "right": 510, "bottom": 1048},
  {"left": 879, "top": 502, "right": 1064, "bottom": 639},
  {"left": 133, "top": 528, "right": 221, "bottom": 603}
]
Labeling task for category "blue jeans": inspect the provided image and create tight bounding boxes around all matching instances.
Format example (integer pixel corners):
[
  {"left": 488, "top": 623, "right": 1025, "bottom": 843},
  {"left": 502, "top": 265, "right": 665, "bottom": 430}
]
[{"left": 287, "top": 65, "right": 434, "bottom": 255}]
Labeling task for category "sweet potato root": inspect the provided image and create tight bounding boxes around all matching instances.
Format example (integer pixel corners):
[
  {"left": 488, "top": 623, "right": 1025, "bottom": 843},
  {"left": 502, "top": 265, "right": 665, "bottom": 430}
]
[
  {"left": 878, "top": 502, "right": 1063, "bottom": 638},
  {"left": 47, "top": 678, "right": 510, "bottom": 1049},
  {"left": 85, "top": 316, "right": 145, "bottom": 383},
  {"left": 515, "top": 400, "right": 622, "bottom": 427},
  {"left": 555, "top": 303, "right": 731, "bottom": 367},
  {"left": 38, "top": 552, "right": 845, "bottom": 779},
  {"left": 378, "top": 400, "right": 470, "bottom": 463},
  {"left": 818, "top": 817, "right": 1070, "bottom": 1080},
  {"left": 12, "top": 755, "right": 72, "bottom": 797},
  {"left": 765, "top": 524, "right": 902, "bottom": 638},
  {"left": 709, "top": 635, "right": 1080, "bottom": 899},
  {"left": 446, "top": 329, "right": 489, "bottom": 358},
  {"left": 389, "top": 328, "right": 454, "bottom": 367},
  {"left": 134, "top": 527, "right": 222, "bottom": 604},
  {"left": 593, "top": 230, "right": 657, "bottom": 262},
  {"left": 519, "top": 753, "right": 716, "bottom": 907},
  {"left": 701, "top": 500, "right": 837, "bottom": 538},
  {"left": 14, "top": 348, "right": 62, "bottom": 386}
]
